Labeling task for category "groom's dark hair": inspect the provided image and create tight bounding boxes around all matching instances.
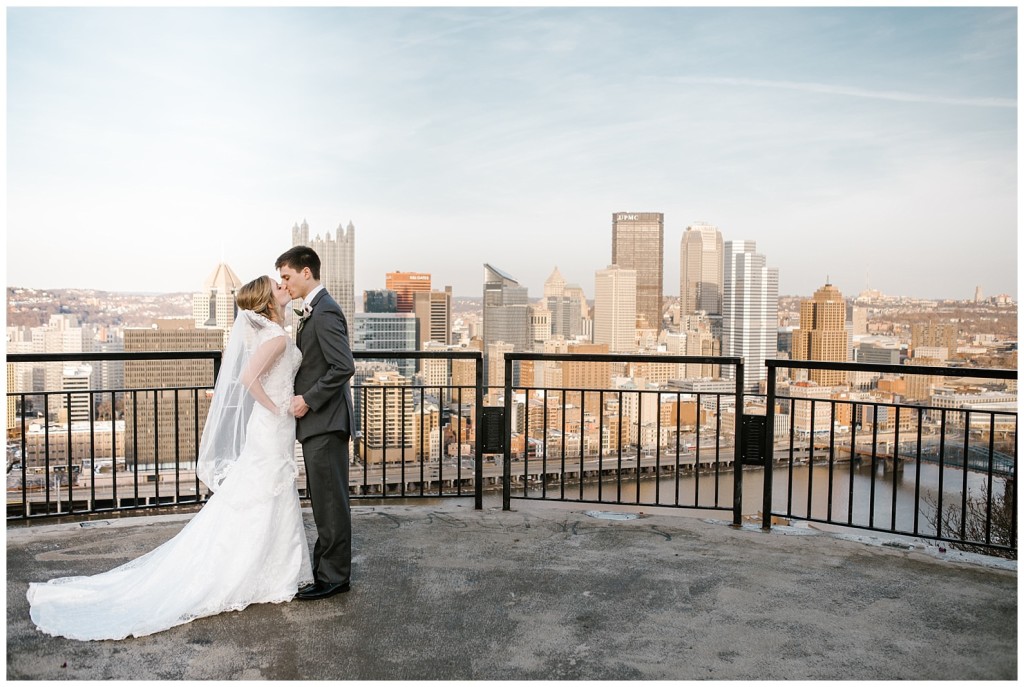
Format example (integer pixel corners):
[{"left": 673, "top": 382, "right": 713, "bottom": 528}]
[{"left": 276, "top": 246, "right": 322, "bottom": 280}]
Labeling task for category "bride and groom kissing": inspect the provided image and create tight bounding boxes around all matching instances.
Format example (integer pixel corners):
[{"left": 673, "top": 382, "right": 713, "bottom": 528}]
[{"left": 27, "top": 246, "right": 356, "bottom": 641}]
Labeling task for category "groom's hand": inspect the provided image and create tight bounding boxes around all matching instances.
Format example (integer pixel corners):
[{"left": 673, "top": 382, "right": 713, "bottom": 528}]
[{"left": 291, "top": 395, "right": 310, "bottom": 418}]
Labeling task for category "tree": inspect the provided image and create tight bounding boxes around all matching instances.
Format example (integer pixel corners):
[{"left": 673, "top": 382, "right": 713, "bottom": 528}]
[{"left": 926, "top": 475, "right": 1016, "bottom": 560}]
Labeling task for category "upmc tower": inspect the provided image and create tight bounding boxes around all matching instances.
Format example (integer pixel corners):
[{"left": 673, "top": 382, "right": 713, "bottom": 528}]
[{"left": 611, "top": 212, "right": 664, "bottom": 333}]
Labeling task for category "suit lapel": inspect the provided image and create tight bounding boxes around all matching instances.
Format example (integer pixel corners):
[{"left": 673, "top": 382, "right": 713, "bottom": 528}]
[
  {"left": 299, "top": 289, "right": 327, "bottom": 348},
  {"left": 309, "top": 289, "right": 328, "bottom": 310}
]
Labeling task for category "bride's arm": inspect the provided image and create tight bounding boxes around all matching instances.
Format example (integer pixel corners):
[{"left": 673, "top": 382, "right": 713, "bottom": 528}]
[{"left": 239, "top": 335, "right": 288, "bottom": 413}]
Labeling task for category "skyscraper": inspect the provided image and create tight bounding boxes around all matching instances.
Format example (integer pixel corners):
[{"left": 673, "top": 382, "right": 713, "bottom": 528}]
[
  {"left": 482, "top": 264, "right": 530, "bottom": 385},
  {"left": 679, "top": 223, "right": 723, "bottom": 316},
  {"left": 13, "top": 314, "right": 97, "bottom": 416},
  {"left": 358, "top": 370, "right": 414, "bottom": 464},
  {"left": 543, "top": 267, "right": 587, "bottom": 340},
  {"left": 563, "top": 284, "right": 591, "bottom": 340},
  {"left": 487, "top": 341, "right": 516, "bottom": 398},
  {"left": 292, "top": 219, "right": 356, "bottom": 321},
  {"left": 679, "top": 313, "right": 721, "bottom": 379},
  {"left": 353, "top": 313, "right": 418, "bottom": 379},
  {"left": 529, "top": 302, "right": 552, "bottom": 344},
  {"left": 413, "top": 288, "right": 453, "bottom": 348},
  {"left": 722, "top": 241, "right": 778, "bottom": 392},
  {"left": 364, "top": 289, "right": 398, "bottom": 314},
  {"left": 191, "top": 262, "right": 241, "bottom": 334},
  {"left": 611, "top": 212, "right": 664, "bottom": 332},
  {"left": 93, "top": 328, "right": 124, "bottom": 394},
  {"left": 594, "top": 265, "right": 637, "bottom": 354},
  {"left": 61, "top": 364, "right": 93, "bottom": 423},
  {"left": 543, "top": 267, "right": 567, "bottom": 340},
  {"left": 792, "top": 282, "right": 849, "bottom": 387},
  {"left": 123, "top": 320, "right": 224, "bottom": 467},
  {"left": 564, "top": 342, "right": 611, "bottom": 411},
  {"left": 543, "top": 266, "right": 567, "bottom": 302},
  {"left": 386, "top": 272, "right": 432, "bottom": 313},
  {"left": 857, "top": 341, "right": 901, "bottom": 366}
]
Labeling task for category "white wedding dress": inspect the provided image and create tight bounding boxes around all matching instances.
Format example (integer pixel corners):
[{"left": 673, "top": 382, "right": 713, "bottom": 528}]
[{"left": 27, "top": 318, "right": 313, "bottom": 641}]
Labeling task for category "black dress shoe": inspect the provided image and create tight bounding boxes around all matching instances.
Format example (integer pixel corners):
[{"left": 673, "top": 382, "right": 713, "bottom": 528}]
[{"left": 296, "top": 581, "right": 350, "bottom": 600}]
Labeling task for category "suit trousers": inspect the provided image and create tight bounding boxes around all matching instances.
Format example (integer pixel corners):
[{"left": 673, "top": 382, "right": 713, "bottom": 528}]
[{"left": 300, "top": 431, "right": 352, "bottom": 585}]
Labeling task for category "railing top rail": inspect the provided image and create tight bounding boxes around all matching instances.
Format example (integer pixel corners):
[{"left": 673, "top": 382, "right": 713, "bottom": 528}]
[
  {"left": 353, "top": 350, "right": 482, "bottom": 360},
  {"left": 9, "top": 350, "right": 484, "bottom": 363},
  {"left": 766, "top": 358, "right": 1016, "bottom": 380},
  {"left": 505, "top": 353, "right": 744, "bottom": 366},
  {"left": 506, "top": 384, "right": 741, "bottom": 394},
  {"left": 769, "top": 391, "right": 1019, "bottom": 416},
  {"left": 7, "top": 351, "right": 222, "bottom": 363},
  {"left": 8, "top": 385, "right": 214, "bottom": 395}
]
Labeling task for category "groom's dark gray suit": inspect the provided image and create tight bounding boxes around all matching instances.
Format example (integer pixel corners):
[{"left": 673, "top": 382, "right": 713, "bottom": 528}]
[{"left": 294, "top": 288, "right": 355, "bottom": 586}]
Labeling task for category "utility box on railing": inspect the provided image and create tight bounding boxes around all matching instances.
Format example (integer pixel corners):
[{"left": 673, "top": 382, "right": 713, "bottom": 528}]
[
  {"left": 741, "top": 415, "right": 767, "bottom": 466},
  {"left": 480, "top": 407, "right": 505, "bottom": 454}
]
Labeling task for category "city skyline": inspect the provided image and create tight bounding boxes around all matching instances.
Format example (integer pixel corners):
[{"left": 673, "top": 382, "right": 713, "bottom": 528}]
[{"left": 6, "top": 7, "right": 1017, "bottom": 301}]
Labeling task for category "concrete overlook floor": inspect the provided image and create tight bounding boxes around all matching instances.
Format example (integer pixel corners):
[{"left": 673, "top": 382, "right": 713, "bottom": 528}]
[{"left": 5, "top": 496, "right": 1018, "bottom": 681}]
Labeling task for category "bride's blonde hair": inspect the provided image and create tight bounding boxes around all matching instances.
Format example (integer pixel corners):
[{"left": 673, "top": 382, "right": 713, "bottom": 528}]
[{"left": 236, "top": 275, "right": 278, "bottom": 322}]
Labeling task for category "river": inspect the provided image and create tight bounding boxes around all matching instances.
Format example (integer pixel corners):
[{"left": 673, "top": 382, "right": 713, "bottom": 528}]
[{"left": 514, "top": 460, "right": 1010, "bottom": 536}]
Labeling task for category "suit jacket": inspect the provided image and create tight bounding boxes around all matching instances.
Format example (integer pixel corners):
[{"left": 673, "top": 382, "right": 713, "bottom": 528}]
[{"left": 294, "top": 289, "right": 356, "bottom": 443}]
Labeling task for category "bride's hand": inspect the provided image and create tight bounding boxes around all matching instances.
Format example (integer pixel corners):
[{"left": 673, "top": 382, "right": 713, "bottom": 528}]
[{"left": 291, "top": 395, "right": 310, "bottom": 418}]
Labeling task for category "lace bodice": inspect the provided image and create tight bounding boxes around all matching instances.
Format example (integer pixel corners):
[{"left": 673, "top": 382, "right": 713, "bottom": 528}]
[
  {"left": 242, "top": 321, "right": 303, "bottom": 489},
  {"left": 252, "top": 321, "right": 302, "bottom": 410}
]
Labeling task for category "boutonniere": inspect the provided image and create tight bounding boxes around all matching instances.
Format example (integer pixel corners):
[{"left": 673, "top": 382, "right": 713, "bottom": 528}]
[{"left": 294, "top": 306, "right": 312, "bottom": 333}]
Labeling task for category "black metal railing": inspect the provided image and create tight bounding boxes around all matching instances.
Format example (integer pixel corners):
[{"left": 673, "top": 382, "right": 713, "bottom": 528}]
[
  {"left": 7, "top": 350, "right": 1018, "bottom": 555},
  {"left": 350, "top": 350, "right": 485, "bottom": 509},
  {"left": 763, "top": 360, "right": 1017, "bottom": 555},
  {"left": 6, "top": 350, "right": 486, "bottom": 520},
  {"left": 500, "top": 353, "right": 747, "bottom": 525},
  {"left": 7, "top": 352, "right": 221, "bottom": 520}
]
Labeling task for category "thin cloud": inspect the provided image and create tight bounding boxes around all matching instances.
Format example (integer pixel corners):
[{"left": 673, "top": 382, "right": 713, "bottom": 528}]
[
  {"left": 371, "top": 8, "right": 534, "bottom": 60},
  {"left": 671, "top": 76, "right": 1015, "bottom": 109}
]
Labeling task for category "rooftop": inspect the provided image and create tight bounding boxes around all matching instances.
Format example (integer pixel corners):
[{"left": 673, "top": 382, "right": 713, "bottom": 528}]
[
  {"left": 6, "top": 497, "right": 1016, "bottom": 680},
  {"left": 202, "top": 262, "right": 242, "bottom": 291}
]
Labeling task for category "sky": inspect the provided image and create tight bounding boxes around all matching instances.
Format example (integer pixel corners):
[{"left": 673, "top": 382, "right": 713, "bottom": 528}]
[{"left": 5, "top": 5, "right": 1018, "bottom": 302}]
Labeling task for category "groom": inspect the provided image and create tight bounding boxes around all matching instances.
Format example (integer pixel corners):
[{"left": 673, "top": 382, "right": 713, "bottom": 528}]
[{"left": 276, "top": 246, "right": 355, "bottom": 600}]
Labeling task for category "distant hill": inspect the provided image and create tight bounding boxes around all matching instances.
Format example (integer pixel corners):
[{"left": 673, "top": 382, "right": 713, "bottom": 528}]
[{"left": 7, "top": 287, "right": 192, "bottom": 329}]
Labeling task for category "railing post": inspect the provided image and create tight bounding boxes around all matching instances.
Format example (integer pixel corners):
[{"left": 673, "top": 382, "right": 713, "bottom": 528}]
[
  {"left": 502, "top": 356, "right": 513, "bottom": 511},
  {"left": 763, "top": 364, "right": 777, "bottom": 531},
  {"left": 20, "top": 396, "right": 28, "bottom": 519},
  {"left": 732, "top": 361, "right": 745, "bottom": 527},
  {"left": 473, "top": 352, "right": 484, "bottom": 510}
]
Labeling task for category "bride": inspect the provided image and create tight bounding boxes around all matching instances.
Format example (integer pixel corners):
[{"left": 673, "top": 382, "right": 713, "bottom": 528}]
[{"left": 27, "top": 275, "right": 313, "bottom": 641}]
